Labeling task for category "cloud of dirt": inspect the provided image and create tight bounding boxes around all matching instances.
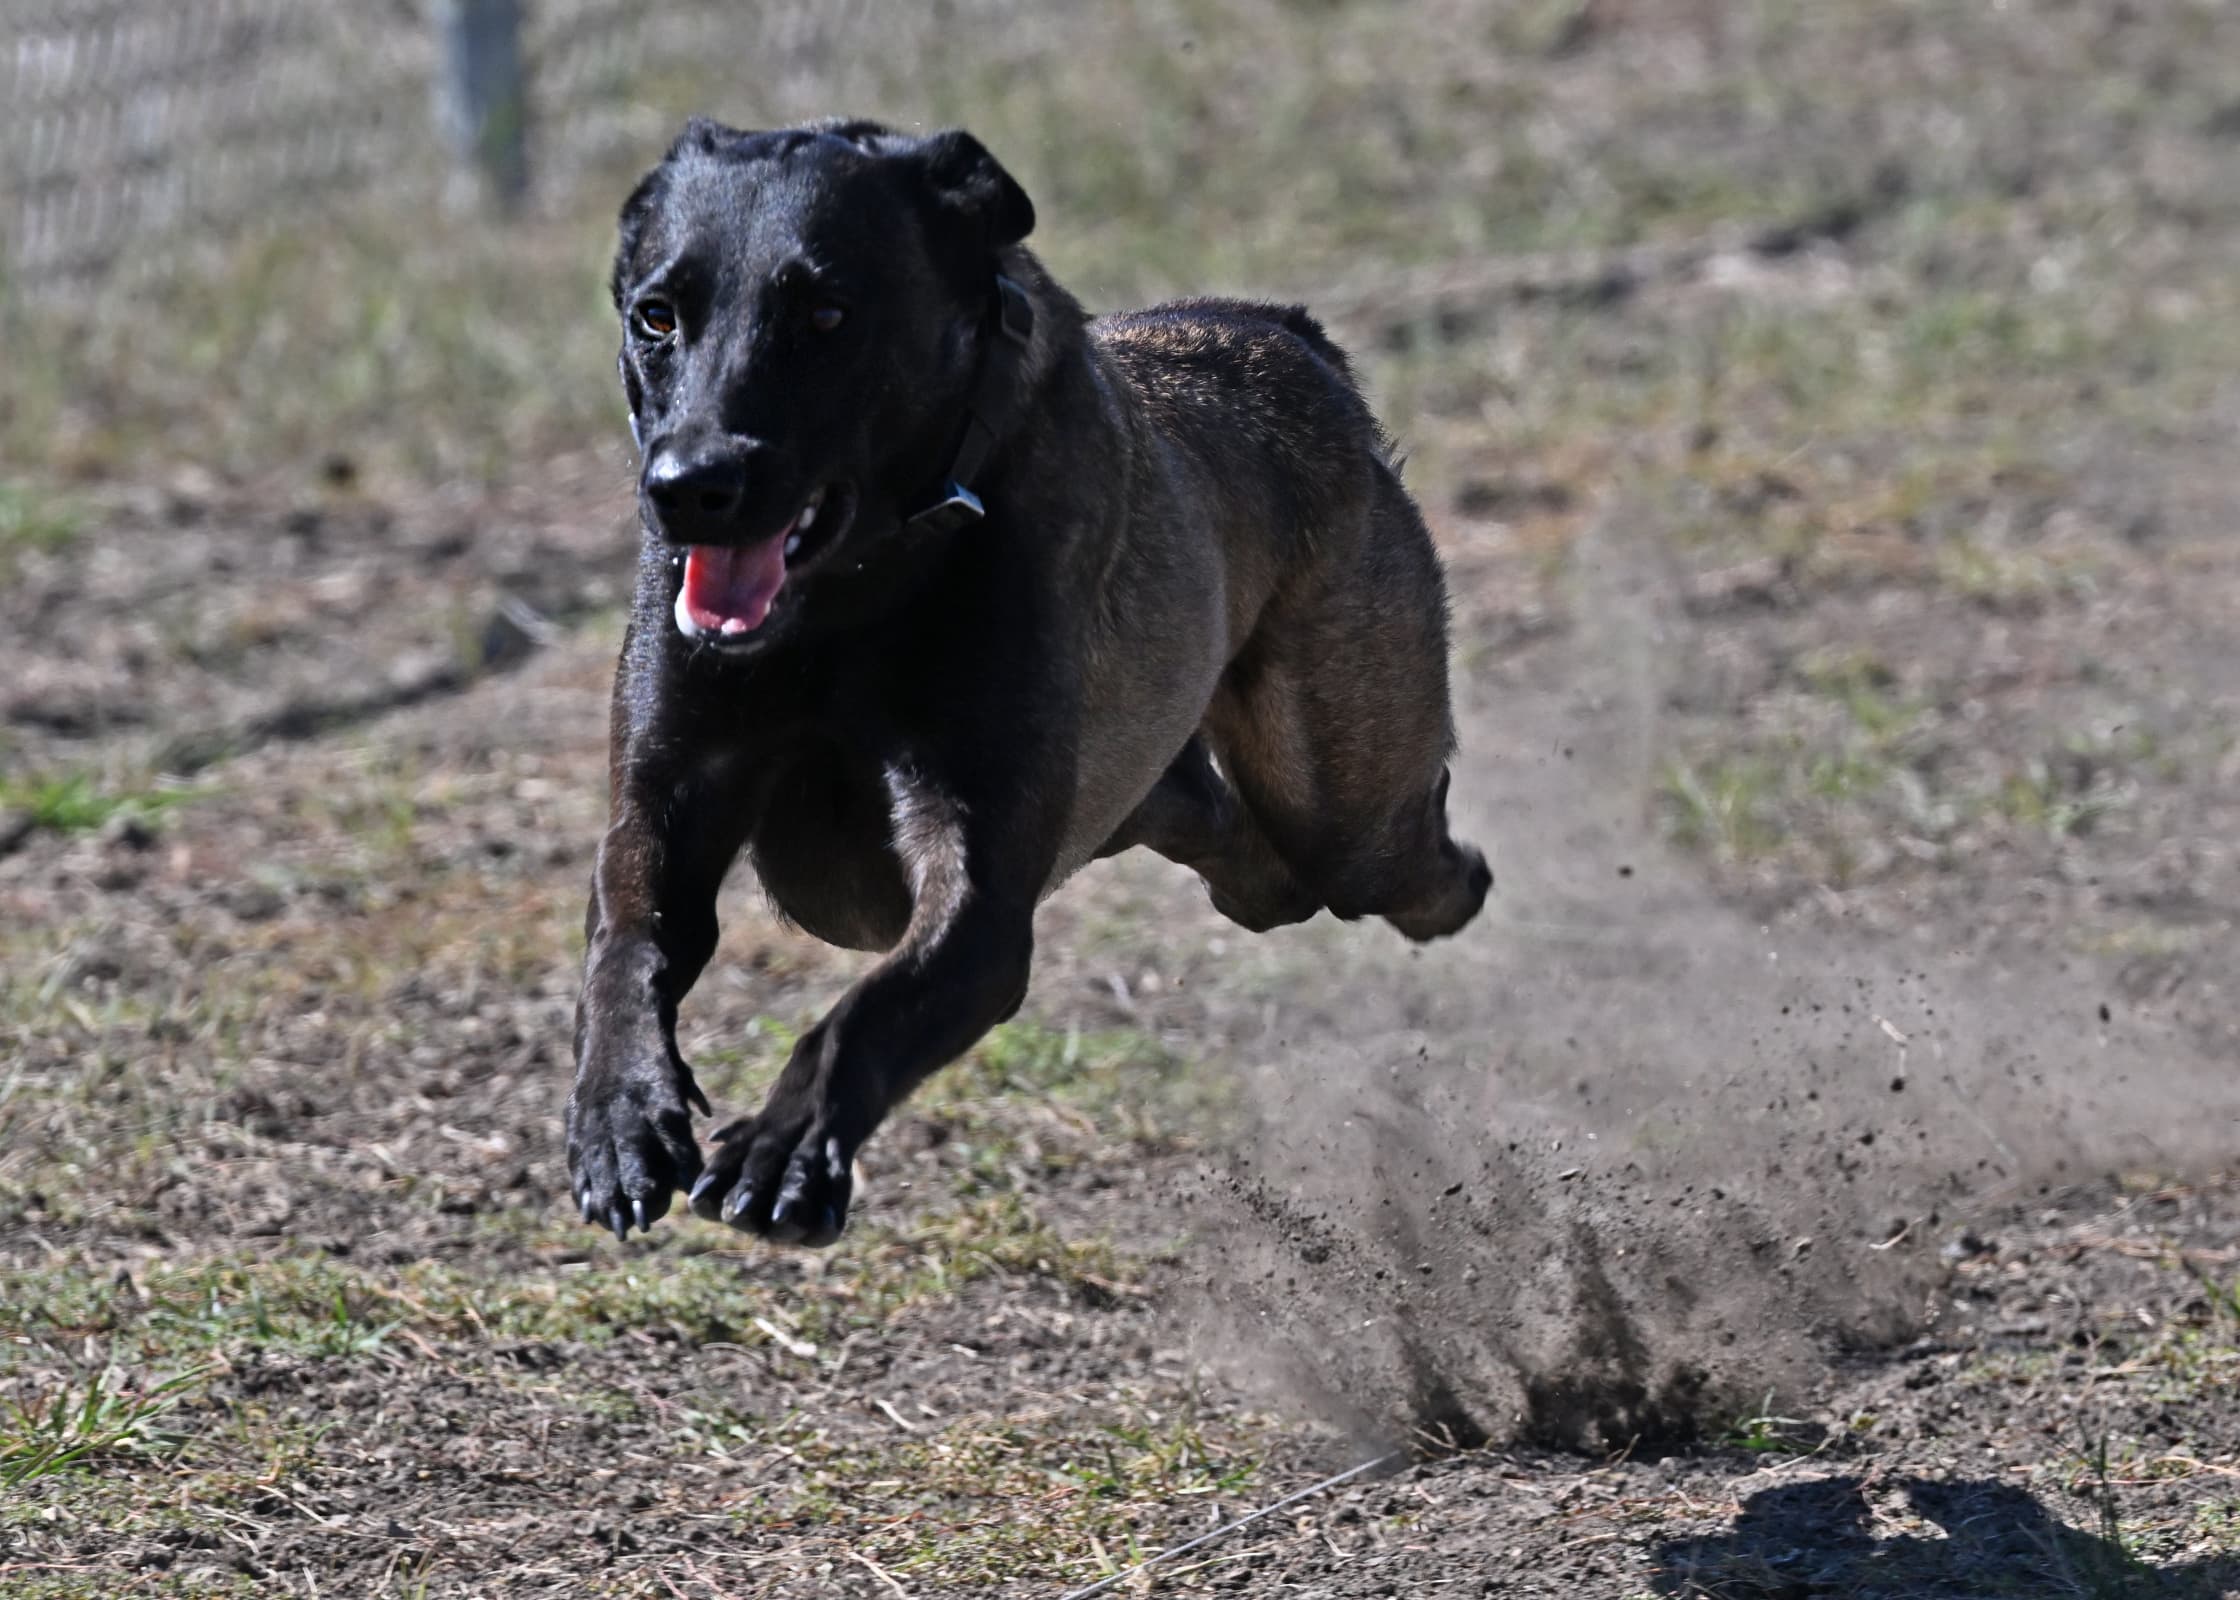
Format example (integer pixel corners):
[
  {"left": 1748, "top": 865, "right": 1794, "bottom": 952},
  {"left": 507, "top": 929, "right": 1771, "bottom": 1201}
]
[{"left": 1183, "top": 514, "right": 2240, "bottom": 1453}]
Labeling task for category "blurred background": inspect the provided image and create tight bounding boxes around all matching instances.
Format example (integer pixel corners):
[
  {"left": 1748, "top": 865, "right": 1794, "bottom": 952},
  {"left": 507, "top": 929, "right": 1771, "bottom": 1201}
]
[
  {"left": 4, "top": 3, "right": 2240, "bottom": 1595},
  {"left": 8, "top": 0, "right": 2239, "bottom": 940}
]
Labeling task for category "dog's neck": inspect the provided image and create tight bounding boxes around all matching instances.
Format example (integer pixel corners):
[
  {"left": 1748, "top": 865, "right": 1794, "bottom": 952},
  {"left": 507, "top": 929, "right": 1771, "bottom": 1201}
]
[
  {"left": 903, "top": 272, "right": 1039, "bottom": 536},
  {"left": 988, "top": 245, "right": 1082, "bottom": 386},
  {"left": 902, "top": 247, "right": 1083, "bottom": 532}
]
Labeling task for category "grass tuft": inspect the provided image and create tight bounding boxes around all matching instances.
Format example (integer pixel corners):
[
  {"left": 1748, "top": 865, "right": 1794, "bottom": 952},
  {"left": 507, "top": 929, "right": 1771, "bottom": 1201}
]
[
  {"left": 0, "top": 1366, "right": 209, "bottom": 1488},
  {"left": 1718, "top": 1394, "right": 1821, "bottom": 1457},
  {"left": 0, "top": 772, "right": 194, "bottom": 834},
  {"left": 1659, "top": 756, "right": 1783, "bottom": 861},
  {"left": 0, "top": 482, "right": 78, "bottom": 565}
]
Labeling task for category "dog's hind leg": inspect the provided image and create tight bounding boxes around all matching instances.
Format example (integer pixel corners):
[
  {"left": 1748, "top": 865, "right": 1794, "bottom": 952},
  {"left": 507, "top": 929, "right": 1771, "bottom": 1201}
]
[
  {"left": 1363, "top": 762, "right": 1494, "bottom": 942},
  {"left": 1098, "top": 735, "right": 1323, "bottom": 933},
  {"left": 1206, "top": 464, "right": 1492, "bottom": 944}
]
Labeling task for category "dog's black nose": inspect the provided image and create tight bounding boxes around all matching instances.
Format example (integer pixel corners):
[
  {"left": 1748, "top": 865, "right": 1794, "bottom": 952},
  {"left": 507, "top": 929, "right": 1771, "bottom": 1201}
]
[{"left": 642, "top": 442, "right": 750, "bottom": 534}]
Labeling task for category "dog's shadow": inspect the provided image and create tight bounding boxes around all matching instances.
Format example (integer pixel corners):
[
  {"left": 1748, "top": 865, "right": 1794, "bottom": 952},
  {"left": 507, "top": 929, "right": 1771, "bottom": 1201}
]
[{"left": 1652, "top": 1475, "right": 2240, "bottom": 1598}]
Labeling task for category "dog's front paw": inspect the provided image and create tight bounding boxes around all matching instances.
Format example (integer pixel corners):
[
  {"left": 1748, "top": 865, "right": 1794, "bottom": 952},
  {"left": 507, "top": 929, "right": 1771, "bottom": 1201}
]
[
  {"left": 565, "top": 1065, "right": 707, "bottom": 1240},
  {"left": 688, "top": 1097, "right": 855, "bottom": 1247}
]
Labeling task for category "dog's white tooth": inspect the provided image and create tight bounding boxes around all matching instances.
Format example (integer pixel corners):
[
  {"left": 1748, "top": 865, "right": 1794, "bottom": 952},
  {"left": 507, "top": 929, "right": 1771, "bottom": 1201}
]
[
  {"left": 797, "top": 501, "right": 818, "bottom": 532},
  {"left": 785, "top": 535, "right": 803, "bottom": 557}
]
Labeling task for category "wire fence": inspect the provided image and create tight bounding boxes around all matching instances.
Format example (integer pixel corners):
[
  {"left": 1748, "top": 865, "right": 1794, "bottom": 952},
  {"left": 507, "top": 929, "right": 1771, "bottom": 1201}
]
[{"left": 0, "top": 0, "right": 1030, "bottom": 288}]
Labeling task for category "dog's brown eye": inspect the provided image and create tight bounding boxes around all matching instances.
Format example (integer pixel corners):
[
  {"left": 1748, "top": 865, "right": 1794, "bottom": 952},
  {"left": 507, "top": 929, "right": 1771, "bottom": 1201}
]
[
  {"left": 634, "top": 300, "right": 677, "bottom": 341},
  {"left": 810, "top": 304, "right": 846, "bottom": 333}
]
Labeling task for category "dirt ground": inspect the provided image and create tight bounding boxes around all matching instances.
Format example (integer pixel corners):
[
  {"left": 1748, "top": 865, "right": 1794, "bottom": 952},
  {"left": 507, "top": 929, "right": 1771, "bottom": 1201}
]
[{"left": 5, "top": 3, "right": 2240, "bottom": 1596}]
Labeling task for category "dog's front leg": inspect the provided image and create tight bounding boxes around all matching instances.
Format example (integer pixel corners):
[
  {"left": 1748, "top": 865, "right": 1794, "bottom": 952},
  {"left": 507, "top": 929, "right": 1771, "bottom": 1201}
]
[
  {"left": 690, "top": 766, "right": 1043, "bottom": 1246},
  {"left": 567, "top": 647, "right": 754, "bottom": 1239}
]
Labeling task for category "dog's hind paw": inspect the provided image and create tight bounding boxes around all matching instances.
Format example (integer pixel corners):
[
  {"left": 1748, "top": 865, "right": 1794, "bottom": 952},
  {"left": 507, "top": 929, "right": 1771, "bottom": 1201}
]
[
  {"left": 1383, "top": 841, "right": 1493, "bottom": 943},
  {"left": 690, "top": 1102, "right": 855, "bottom": 1247}
]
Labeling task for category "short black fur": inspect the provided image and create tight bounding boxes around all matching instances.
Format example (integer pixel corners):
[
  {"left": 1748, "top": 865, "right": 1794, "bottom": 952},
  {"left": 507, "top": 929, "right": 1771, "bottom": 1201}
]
[{"left": 567, "top": 118, "right": 1490, "bottom": 1246}]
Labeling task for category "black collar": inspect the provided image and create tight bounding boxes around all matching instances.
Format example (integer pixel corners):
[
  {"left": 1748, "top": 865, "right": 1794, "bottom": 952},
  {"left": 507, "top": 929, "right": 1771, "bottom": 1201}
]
[{"left": 903, "top": 274, "right": 1035, "bottom": 535}]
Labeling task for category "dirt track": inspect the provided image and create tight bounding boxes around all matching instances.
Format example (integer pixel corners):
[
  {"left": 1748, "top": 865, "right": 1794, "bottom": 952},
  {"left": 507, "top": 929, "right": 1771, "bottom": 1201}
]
[
  {"left": 1, "top": 434, "right": 2235, "bottom": 1595},
  {"left": 6, "top": 2, "right": 2240, "bottom": 1594}
]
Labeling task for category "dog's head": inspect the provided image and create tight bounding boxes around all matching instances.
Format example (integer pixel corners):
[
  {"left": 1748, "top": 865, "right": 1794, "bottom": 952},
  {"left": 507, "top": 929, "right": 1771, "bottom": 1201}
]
[{"left": 612, "top": 117, "right": 1036, "bottom": 653}]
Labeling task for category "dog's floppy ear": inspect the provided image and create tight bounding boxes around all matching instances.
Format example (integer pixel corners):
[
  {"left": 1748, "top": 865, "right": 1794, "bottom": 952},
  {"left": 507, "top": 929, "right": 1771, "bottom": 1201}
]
[{"left": 909, "top": 129, "right": 1035, "bottom": 253}]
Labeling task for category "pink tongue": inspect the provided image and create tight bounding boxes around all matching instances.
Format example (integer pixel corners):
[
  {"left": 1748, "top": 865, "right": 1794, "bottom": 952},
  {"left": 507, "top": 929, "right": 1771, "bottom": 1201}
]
[{"left": 682, "top": 538, "right": 787, "bottom": 634}]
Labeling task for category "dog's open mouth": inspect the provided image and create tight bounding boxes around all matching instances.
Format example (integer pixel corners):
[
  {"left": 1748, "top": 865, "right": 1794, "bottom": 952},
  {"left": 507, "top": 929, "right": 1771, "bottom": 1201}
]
[{"left": 673, "top": 484, "right": 854, "bottom": 643}]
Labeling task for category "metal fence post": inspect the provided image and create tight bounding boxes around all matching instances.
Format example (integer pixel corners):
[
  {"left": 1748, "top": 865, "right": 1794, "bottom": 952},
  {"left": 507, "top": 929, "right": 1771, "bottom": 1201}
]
[{"left": 433, "top": 0, "right": 529, "bottom": 213}]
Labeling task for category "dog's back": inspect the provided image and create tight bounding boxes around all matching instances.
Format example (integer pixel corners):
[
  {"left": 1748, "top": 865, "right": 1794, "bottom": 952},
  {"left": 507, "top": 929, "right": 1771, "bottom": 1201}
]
[
  {"left": 1090, "top": 298, "right": 1388, "bottom": 567},
  {"left": 1092, "top": 296, "right": 1371, "bottom": 429}
]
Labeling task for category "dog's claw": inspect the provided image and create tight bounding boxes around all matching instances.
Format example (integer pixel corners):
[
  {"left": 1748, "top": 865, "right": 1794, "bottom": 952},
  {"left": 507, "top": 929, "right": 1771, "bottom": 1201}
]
[
  {"left": 720, "top": 1186, "right": 749, "bottom": 1227},
  {"left": 697, "top": 1117, "right": 855, "bottom": 1244},
  {"left": 683, "top": 1075, "right": 712, "bottom": 1118},
  {"left": 688, "top": 1170, "right": 719, "bottom": 1209},
  {"left": 770, "top": 1159, "right": 818, "bottom": 1234},
  {"left": 567, "top": 1065, "right": 706, "bottom": 1239}
]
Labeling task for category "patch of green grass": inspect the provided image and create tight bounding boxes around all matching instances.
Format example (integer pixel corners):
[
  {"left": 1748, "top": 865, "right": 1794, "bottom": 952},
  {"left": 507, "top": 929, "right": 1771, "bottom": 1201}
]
[
  {"left": 942, "top": 1018, "right": 1215, "bottom": 1129},
  {"left": 1717, "top": 1394, "right": 1821, "bottom": 1457},
  {"left": 0, "top": 1365, "right": 209, "bottom": 1488},
  {"left": 0, "top": 771, "right": 195, "bottom": 835},
  {"left": 1990, "top": 755, "right": 2134, "bottom": 841},
  {"left": 1658, "top": 692, "right": 2192, "bottom": 882},
  {"left": 692, "top": 1016, "right": 1215, "bottom": 1158},
  {"left": 710, "top": 1397, "right": 1278, "bottom": 1593},
  {"left": 0, "top": 481, "right": 78, "bottom": 565},
  {"left": 2182, "top": 1259, "right": 2240, "bottom": 1328},
  {"left": 1934, "top": 539, "right": 2089, "bottom": 611},
  {"left": 2185, "top": 1499, "right": 2240, "bottom": 1552},
  {"left": 1659, "top": 755, "right": 1784, "bottom": 861},
  {"left": 1080, "top": 1411, "right": 1264, "bottom": 1499},
  {"left": 0, "top": 1183, "right": 1236, "bottom": 1594},
  {"left": 2137, "top": 1326, "right": 2240, "bottom": 1407},
  {"left": 1, "top": 1265, "right": 405, "bottom": 1369},
  {"left": 1801, "top": 750, "right": 1890, "bottom": 802},
  {"left": 1658, "top": 736, "right": 1914, "bottom": 882},
  {"left": 1799, "top": 651, "right": 1918, "bottom": 741},
  {"left": 0, "top": 1192, "right": 1141, "bottom": 1371}
]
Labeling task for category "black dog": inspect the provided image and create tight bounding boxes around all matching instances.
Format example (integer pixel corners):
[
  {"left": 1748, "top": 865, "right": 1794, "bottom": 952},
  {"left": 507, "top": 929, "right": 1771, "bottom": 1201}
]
[{"left": 567, "top": 118, "right": 1490, "bottom": 1246}]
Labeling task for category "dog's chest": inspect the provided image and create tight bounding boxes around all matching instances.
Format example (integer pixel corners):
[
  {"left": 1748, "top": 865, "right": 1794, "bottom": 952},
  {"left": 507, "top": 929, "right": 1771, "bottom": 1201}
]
[{"left": 746, "top": 744, "right": 915, "bottom": 954}]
